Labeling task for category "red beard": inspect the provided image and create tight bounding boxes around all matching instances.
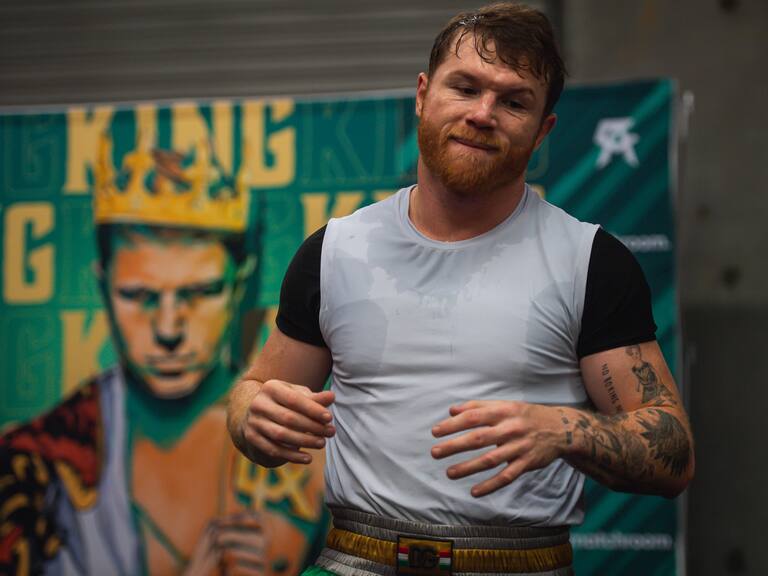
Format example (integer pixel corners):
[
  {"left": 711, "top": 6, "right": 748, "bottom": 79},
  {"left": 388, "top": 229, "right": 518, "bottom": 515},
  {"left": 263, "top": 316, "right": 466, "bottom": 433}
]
[{"left": 417, "top": 112, "right": 536, "bottom": 197}]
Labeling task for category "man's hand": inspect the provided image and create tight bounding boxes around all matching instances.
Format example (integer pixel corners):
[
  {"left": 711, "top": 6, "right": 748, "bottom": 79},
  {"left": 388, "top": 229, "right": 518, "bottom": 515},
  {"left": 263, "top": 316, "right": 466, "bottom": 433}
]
[
  {"left": 185, "top": 512, "right": 265, "bottom": 576},
  {"left": 431, "top": 400, "right": 566, "bottom": 497},
  {"left": 240, "top": 378, "right": 335, "bottom": 467},
  {"left": 227, "top": 329, "right": 333, "bottom": 468},
  {"left": 431, "top": 342, "right": 694, "bottom": 500}
]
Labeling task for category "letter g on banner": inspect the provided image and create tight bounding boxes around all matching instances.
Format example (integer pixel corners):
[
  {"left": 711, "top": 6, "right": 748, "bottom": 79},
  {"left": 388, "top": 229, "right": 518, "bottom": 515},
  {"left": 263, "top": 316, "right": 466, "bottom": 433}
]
[{"left": 3, "top": 202, "right": 54, "bottom": 303}]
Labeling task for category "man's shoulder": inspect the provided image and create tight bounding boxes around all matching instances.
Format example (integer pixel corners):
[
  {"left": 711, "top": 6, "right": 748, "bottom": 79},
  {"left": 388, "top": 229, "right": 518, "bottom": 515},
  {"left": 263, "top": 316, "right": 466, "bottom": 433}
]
[
  {"left": 0, "top": 379, "right": 107, "bottom": 572},
  {"left": 328, "top": 186, "right": 408, "bottom": 228},
  {"left": 524, "top": 187, "right": 599, "bottom": 252},
  {"left": 0, "top": 377, "right": 104, "bottom": 490},
  {"left": 528, "top": 186, "right": 596, "bottom": 229}
]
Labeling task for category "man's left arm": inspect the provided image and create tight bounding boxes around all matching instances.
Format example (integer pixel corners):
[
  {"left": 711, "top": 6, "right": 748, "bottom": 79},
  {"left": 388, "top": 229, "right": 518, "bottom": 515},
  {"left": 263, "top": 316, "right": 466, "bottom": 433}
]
[
  {"left": 560, "top": 340, "right": 694, "bottom": 497},
  {"left": 431, "top": 340, "right": 694, "bottom": 498}
]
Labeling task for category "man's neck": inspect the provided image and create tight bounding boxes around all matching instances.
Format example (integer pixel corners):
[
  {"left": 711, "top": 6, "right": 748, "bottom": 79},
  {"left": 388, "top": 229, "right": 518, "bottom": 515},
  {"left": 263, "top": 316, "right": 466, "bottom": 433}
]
[
  {"left": 410, "top": 162, "right": 527, "bottom": 242},
  {"left": 124, "top": 362, "right": 235, "bottom": 447}
]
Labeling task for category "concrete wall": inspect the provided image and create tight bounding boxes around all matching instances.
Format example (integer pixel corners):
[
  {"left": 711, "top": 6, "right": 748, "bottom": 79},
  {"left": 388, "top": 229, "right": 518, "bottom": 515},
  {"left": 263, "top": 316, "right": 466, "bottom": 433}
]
[{"left": 563, "top": 1, "right": 768, "bottom": 574}]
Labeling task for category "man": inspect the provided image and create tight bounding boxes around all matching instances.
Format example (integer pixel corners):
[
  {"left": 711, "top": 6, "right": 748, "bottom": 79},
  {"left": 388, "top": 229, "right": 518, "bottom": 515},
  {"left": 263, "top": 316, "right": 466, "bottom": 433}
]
[
  {"left": 0, "top": 135, "right": 326, "bottom": 575},
  {"left": 228, "top": 3, "right": 694, "bottom": 575}
]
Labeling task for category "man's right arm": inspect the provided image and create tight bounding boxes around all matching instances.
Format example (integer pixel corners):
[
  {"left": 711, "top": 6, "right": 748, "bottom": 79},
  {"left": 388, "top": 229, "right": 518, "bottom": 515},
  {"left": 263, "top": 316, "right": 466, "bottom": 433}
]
[{"left": 227, "top": 328, "right": 334, "bottom": 468}]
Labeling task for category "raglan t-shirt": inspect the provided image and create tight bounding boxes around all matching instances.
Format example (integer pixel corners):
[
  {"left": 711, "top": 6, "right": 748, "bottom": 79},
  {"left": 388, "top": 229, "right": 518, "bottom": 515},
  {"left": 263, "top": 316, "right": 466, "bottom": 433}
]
[{"left": 275, "top": 185, "right": 656, "bottom": 526}]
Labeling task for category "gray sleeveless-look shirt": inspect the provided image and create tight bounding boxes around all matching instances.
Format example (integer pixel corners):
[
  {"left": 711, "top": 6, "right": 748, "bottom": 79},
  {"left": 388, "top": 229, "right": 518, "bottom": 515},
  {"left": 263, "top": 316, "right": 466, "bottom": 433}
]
[{"left": 319, "top": 185, "right": 598, "bottom": 526}]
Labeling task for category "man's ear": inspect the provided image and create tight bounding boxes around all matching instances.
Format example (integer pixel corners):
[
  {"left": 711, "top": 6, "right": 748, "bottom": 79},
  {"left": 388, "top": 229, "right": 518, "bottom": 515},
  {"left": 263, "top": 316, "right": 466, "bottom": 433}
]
[
  {"left": 415, "top": 72, "right": 429, "bottom": 118},
  {"left": 92, "top": 260, "right": 104, "bottom": 281},
  {"left": 233, "top": 255, "right": 257, "bottom": 302},
  {"left": 92, "top": 260, "right": 115, "bottom": 317},
  {"left": 534, "top": 113, "right": 557, "bottom": 150},
  {"left": 93, "top": 260, "right": 108, "bottom": 296},
  {"left": 236, "top": 256, "right": 256, "bottom": 283}
]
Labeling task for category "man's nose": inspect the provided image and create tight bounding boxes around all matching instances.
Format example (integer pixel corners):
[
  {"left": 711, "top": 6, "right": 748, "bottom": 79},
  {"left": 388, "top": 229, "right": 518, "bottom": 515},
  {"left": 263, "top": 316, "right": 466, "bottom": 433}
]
[
  {"left": 465, "top": 93, "right": 497, "bottom": 128},
  {"left": 153, "top": 292, "right": 185, "bottom": 352}
]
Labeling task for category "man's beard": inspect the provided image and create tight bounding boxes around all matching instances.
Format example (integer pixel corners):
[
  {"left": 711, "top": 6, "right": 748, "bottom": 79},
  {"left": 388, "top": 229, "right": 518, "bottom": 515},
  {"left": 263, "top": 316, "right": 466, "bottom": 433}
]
[{"left": 417, "top": 114, "right": 535, "bottom": 197}]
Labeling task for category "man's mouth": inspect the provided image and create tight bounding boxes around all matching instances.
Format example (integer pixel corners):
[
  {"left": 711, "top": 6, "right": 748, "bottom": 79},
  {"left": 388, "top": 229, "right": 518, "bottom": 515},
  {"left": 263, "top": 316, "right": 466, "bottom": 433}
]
[
  {"left": 146, "top": 353, "right": 197, "bottom": 376},
  {"left": 449, "top": 136, "right": 499, "bottom": 152},
  {"left": 153, "top": 369, "right": 184, "bottom": 378}
]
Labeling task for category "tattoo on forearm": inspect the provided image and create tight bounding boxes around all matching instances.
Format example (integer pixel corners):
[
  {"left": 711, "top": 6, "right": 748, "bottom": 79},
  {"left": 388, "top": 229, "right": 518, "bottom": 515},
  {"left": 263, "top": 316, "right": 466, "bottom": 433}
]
[
  {"left": 558, "top": 409, "right": 573, "bottom": 445},
  {"left": 601, "top": 363, "right": 623, "bottom": 412},
  {"left": 625, "top": 345, "right": 677, "bottom": 405},
  {"left": 575, "top": 413, "right": 650, "bottom": 480},
  {"left": 571, "top": 407, "right": 691, "bottom": 486},
  {"left": 637, "top": 409, "right": 691, "bottom": 477}
]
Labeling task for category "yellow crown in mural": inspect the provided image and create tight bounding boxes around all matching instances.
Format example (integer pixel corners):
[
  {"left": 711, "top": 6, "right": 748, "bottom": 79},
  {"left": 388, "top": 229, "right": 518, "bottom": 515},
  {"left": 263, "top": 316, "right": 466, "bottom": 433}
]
[{"left": 93, "top": 133, "right": 250, "bottom": 232}]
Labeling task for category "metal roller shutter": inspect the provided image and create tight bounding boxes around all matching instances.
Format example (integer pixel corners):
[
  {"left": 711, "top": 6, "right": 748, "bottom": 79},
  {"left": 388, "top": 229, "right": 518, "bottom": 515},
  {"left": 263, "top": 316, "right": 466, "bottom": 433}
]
[{"left": 0, "top": 0, "right": 554, "bottom": 108}]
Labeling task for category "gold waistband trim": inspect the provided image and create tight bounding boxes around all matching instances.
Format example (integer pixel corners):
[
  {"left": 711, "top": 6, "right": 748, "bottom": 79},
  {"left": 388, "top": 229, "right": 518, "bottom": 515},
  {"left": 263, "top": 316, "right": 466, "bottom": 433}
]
[{"left": 326, "top": 527, "right": 573, "bottom": 572}]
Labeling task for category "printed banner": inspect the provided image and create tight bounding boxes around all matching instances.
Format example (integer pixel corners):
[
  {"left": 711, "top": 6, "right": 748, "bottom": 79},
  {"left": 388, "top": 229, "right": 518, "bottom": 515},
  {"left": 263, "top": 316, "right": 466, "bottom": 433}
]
[
  {"left": 0, "top": 79, "right": 679, "bottom": 574},
  {"left": 540, "top": 80, "right": 680, "bottom": 576}
]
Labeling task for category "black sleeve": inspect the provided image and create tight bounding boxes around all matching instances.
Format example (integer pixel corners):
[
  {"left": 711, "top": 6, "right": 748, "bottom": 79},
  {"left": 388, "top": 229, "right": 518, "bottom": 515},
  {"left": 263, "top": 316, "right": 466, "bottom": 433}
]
[
  {"left": 275, "top": 226, "right": 326, "bottom": 347},
  {"left": 577, "top": 228, "right": 657, "bottom": 358}
]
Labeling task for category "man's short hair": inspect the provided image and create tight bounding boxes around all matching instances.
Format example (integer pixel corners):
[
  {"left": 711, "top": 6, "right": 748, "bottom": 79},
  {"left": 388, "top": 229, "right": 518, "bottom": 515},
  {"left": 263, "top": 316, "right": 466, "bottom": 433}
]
[
  {"left": 428, "top": 2, "right": 566, "bottom": 117},
  {"left": 96, "top": 223, "right": 248, "bottom": 272}
]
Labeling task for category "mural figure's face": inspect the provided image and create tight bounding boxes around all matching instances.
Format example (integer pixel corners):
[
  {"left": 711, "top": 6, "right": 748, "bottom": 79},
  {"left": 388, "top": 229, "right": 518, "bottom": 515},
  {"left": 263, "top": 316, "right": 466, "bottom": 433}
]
[{"left": 104, "top": 230, "right": 239, "bottom": 398}]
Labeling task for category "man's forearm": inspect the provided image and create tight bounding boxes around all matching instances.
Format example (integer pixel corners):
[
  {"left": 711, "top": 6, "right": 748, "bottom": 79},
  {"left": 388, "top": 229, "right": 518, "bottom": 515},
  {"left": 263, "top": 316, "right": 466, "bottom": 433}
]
[{"left": 558, "top": 405, "right": 694, "bottom": 498}]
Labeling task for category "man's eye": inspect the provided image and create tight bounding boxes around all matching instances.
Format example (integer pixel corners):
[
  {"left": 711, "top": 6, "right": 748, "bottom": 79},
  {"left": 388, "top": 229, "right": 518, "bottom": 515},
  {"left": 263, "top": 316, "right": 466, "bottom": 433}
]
[
  {"left": 200, "top": 280, "right": 225, "bottom": 296},
  {"left": 455, "top": 86, "right": 477, "bottom": 96},
  {"left": 116, "top": 287, "right": 142, "bottom": 301},
  {"left": 117, "top": 287, "right": 157, "bottom": 305},
  {"left": 504, "top": 100, "right": 524, "bottom": 109},
  {"left": 178, "top": 280, "right": 225, "bottom": 302}
]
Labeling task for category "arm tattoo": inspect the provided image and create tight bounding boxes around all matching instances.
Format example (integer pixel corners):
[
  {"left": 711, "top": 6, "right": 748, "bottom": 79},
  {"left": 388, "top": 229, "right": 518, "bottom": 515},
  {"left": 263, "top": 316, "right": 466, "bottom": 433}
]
[
  {"left": 600, "top": 363, "right": 624, "bottom": 412},
  {"left": 575, "top": 413, "right": 651, "bottom": 480},
  {"left": 637, "top": 409, "right": 691, "bottom": 477},
  {"left": 625, "top": 345, "right": 677, "bottom": 405},
  {"left": 570, "top": 407, "right": 691, "bottom": 489},
  {"left": 558, "top": 409, "right": 573, "bottom": 446}
]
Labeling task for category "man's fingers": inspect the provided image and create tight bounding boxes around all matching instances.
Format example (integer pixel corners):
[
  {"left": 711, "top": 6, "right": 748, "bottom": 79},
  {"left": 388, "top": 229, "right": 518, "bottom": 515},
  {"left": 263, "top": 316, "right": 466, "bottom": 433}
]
[
  {"left": 213, "top": 513, "right": 269, "bottom": 576},
  {"left": 257, "top": 396, "right": 335, "bottom": 437},
  {"left": 296, "top": 387, "right": 336, "bottom": 406},
  {"left": 254, "top": 418, "right": 328, "bottom": 450},
  {"left": 243, "top": 427, "right": 315, "bottom": 464},
  {"left": 431, "top": 426, "right": 497, "bottom": 458},
  {"left": 448, "top": 400, "right": 484, "bottom": 416},
  {"left": 444, "top": 444, "right": 522, "bottom": 479},
  {"left": 250, "top": 382, "right": 335, "bottom": 438},
  {"left": 242, "top": 380, "right": 335, "bottom": 466},
  {"left": 432, "top": 407, "right": 497, "bottom": 438},
  {"left": 217, "top": 528, "right": 266, "bottom": 552},
  {"left": 311, "top": 390, "right": 336, "bottom": 407},
  {"left": 213, "top": 512, "right": 262, "bottom": 531},
  {"left": 470, "top": 460, "right": 529, "bottom": 498},
  {"left": 267, "top": 382, "right": 334, "bottom": 424},
  {"left": 219, "top": 548, "right": 265, "bottom": 576}
]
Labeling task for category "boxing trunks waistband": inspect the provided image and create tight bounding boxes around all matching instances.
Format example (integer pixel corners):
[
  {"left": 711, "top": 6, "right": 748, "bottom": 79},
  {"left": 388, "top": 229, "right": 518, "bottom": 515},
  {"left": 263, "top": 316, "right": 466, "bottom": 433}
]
[{"left": 315, "top": 507, "right": 573, "bottom": 576}]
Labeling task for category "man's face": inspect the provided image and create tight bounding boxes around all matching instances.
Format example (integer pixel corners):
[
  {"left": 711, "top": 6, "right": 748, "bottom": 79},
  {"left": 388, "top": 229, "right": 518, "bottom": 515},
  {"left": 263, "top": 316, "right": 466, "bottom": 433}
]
[
  {"left": 415, "top": 34, "right": 555, "bottom": 196},
  {"left": 104, "top": 230, "right": 239, "bottom": 398}
]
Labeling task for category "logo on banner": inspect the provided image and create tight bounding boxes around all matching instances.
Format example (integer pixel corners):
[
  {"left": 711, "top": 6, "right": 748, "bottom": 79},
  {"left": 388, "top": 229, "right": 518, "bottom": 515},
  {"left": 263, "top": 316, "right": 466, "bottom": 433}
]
[{"left": 593, "top": 117, "right": 640, "bottom": 169}]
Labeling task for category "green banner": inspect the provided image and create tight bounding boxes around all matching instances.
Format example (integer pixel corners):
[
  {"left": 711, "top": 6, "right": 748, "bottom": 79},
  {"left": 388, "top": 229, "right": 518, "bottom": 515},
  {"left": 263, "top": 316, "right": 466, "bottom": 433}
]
[
  {"left": 0, "top": 79, "right": 679, "bottom": 574},
  {"left": 538, "top": 80, "right": 680, "bottom": 576}
]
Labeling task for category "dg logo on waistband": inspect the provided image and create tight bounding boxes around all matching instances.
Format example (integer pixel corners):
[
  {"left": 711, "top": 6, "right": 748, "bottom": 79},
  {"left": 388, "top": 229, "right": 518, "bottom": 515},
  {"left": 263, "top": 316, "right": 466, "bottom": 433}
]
[{"left": 396, "top": 535, "right": 453, "bottom": 575}]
